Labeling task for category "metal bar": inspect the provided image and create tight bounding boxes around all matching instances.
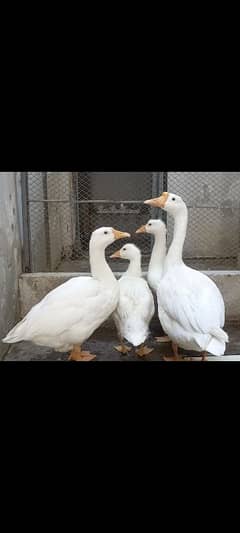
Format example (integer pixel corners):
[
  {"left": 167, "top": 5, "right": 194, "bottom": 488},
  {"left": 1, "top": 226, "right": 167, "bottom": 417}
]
[
  {"left": 151, "top": 172, "right": 161, "bottom": 220},
  {"left": 73, "top": 172, "right": 81, "bottom": 256},
  {"left": 78, "top": 172, "right": 91, "bottom": 253},
  {"left": 27, "top": 199, "right": 154, "bottom": 204},
  {"left": 162, "top": 172, "right": 168, "bottom": 224},
  {"left": 27, "top": 199, "right": 239, "bottom": 209},
  {"left": 150, "top": 173, "right": 159, "bottom": 249},
  {"left": 184, "top": 256, "right": 236, "bottom": 260},
  {"left": 163, "top": 171, "right": 168, "bottom": 191},
  {"left": 42, "top": 172, "right": 51, "bottom": 270},
  {"left": 21, "top": 172, "right": 32, "bottom": 273}
]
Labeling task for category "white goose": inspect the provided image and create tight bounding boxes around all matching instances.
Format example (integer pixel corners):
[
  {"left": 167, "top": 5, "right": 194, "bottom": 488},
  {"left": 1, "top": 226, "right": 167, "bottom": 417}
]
[
  {"left": 144, "top": 193, "right": 229, "bottom": 360},
  {"left": 3, "top": 227, "right": 130, "bottom": 361},
  {"left": 110, "top": 243, "right": 155, "bottom": 357},
  {"left": 136, "top": 219, "right": 170, "bottom": 343},
  {"left": 136, "top": 219, "right": 167, "bottom": 292}
]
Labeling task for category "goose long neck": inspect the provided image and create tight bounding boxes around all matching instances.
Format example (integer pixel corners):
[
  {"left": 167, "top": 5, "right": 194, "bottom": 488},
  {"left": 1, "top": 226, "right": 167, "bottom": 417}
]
[
  {"left": 149, "top": 233, "right": 166, "bottom": 276},
  {"left": 89, "top": 240, "right": 116, "bottom": 284},
  {"left": 124, "top": 254, "right": 142, "bottom": 277},
  {"left": 164, "top": 206, "right": 188, "bottom": 272}
]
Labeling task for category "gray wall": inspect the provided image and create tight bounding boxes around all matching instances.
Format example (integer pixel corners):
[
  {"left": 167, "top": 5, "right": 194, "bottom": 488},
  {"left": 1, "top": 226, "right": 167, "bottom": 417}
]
[{"left": 0, "top": 173, "right": 22, "bottom": 358}]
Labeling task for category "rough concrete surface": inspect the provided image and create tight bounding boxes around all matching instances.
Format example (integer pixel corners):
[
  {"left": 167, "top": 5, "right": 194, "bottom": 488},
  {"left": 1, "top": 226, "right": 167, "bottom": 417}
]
[
  {"left": 19, "top": 271, "right": 240, "bottom": 322},
  {"left": 0, "top": 173, "right": 22, "bottom": 358},
  {"left": 3, "top": 320, "right": 240, "bottom": 362}
]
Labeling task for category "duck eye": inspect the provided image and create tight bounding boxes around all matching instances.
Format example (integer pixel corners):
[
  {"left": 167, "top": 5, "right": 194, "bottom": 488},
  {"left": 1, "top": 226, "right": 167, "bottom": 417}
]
[
  {"left": 149, "top": 223, "right": 152, "bottom": 226},
  {"left": 123, "top": 248, "right": 126, "bottom": 251},
  {"left": 172, "top": 198, "right": 176, "bottom": 201},
  {"left": 104, "top": 231, "right": 108, "bottom": 234}
]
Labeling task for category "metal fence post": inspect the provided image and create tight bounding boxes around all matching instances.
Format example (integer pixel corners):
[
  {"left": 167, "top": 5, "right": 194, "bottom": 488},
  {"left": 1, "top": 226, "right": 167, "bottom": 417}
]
[
  {"left": 42, "top": 172, "right": 51, "bottom": 270},
  {"left": 160, "top": 171, "right": 168, "bottom": 225},
  {"left": 21, "top": 172, "right": 32, "bottom": 272}
]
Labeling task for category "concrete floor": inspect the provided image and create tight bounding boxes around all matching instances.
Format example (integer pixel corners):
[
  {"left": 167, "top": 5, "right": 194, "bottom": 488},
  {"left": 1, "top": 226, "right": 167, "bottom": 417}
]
[{"left": 3, "top": 320, "right": 240, "bottom": 362}]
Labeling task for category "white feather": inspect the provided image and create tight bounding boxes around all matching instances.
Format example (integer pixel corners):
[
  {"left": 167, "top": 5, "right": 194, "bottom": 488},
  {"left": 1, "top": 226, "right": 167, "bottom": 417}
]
[
  {"left": 154, "top": 193, "right": 228, "bottom": 356},
  {"left": 114, "top": 277, "right": 155, "bottom": 346},
  {"left": 3, "top": 227, "right": 122, "bottom": 351},
  {"left": 158, "top": 265, "right": 228, "bottom": 355},
  {"left": 112, "top": 244, "right": 155, "bottom": 347},
  {"left": 146, "top": 219, "right": 167, "bottom": 293}
]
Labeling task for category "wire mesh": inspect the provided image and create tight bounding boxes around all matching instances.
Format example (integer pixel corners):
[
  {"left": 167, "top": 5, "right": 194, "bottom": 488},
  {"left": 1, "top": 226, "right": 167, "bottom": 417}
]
[
  {"left": 167, "top": 172, "right": 240, "bottom": 270},
  {"left": 25, "top": 172, "right": 160, "bottom": 272},
  {"left": 23, "top": 172, "right": 240, "bottom": 272}
]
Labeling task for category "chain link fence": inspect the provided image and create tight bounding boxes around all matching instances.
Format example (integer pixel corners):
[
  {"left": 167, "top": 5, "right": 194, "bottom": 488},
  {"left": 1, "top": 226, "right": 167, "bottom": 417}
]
[
  {"left": 22, "top": 172, "right": 163, "bottom": 272},
  {"left": 167, "top": 172, "right": 240, "bottom": 269},
  {"left": 22, "top": 172, "right": 240, "bottom": 272}
]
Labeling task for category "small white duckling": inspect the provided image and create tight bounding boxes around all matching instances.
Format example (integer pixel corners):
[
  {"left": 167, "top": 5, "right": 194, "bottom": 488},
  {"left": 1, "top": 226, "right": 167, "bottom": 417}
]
[{"left": 110, "top": 243, "right": 155, "bottom": 357}]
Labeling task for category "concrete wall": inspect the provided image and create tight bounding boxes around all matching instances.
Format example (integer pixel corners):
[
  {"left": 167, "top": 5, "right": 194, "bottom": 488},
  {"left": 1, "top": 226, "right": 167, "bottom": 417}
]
[
  {"left": 0, "top": 173, "right": 22, "bottom": 358},
  {"left": 19, "top": 271, "right": 240, "bottom": 324}
]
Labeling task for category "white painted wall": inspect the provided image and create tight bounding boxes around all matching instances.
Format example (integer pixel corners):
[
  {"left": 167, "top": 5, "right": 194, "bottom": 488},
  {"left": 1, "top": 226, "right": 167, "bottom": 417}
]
[{"left": 0, "top": 173, "right": 22, "bottom": 358}]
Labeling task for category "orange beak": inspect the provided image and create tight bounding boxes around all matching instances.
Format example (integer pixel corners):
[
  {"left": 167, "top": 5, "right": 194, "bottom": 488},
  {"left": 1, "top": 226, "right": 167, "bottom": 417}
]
[
  {"left": 112, "top": 229, "right": 130, "bottom": 240},
  {"left": 110, "top": 249, "right": 121, "bottom": 259},
  {"left": 136, "top": 224, "right": 147, "bottom": 234},
  {"left": 144, "top": 192, "right": 169, "bottom": 208}
]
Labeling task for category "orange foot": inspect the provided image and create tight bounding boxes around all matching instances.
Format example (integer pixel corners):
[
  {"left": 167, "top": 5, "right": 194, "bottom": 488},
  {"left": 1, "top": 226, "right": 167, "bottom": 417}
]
[
  {"left": 136, "top": 345, "right": 154, "bottom": 357},
  {"left": 114, "top": 344, "right": 132, "bottom": 355},
  {"left": 68, "top": 350, "right": 97, "bottom": 362},
  {"left": 155, "top": 336, "right": 170, "bottom": 343}
]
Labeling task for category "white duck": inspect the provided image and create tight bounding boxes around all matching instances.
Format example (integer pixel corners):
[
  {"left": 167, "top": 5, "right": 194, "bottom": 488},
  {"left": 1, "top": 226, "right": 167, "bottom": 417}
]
[
  {"left": 136, "top": 219, "right": 167, "bottom": 292},
  {"left": 144, "top": 192, "right": 229, "bottom": 361},
  {"left": 3, "top": 227, "right": 130, "bottom": 361},
  {"left": 110, "top": 243, "right": 155, "bottom": 357},
  {"left": 136, "top": 219, "right": 170, "bottom": 343}
]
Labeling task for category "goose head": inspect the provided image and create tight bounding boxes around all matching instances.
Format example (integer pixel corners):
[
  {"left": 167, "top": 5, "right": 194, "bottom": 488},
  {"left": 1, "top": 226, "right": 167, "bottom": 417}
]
[
  {"left": 110, "top": 243, "right": 140, "bottom": 261},
  {"left": 90, "top": 227, "right": 130, "bottom": 249},
  {"left": 144, "top": 192, "right": 186, "bottom": 215},
  {"left": 136, "top": 218, "right": 166, "bottom": 236}
]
